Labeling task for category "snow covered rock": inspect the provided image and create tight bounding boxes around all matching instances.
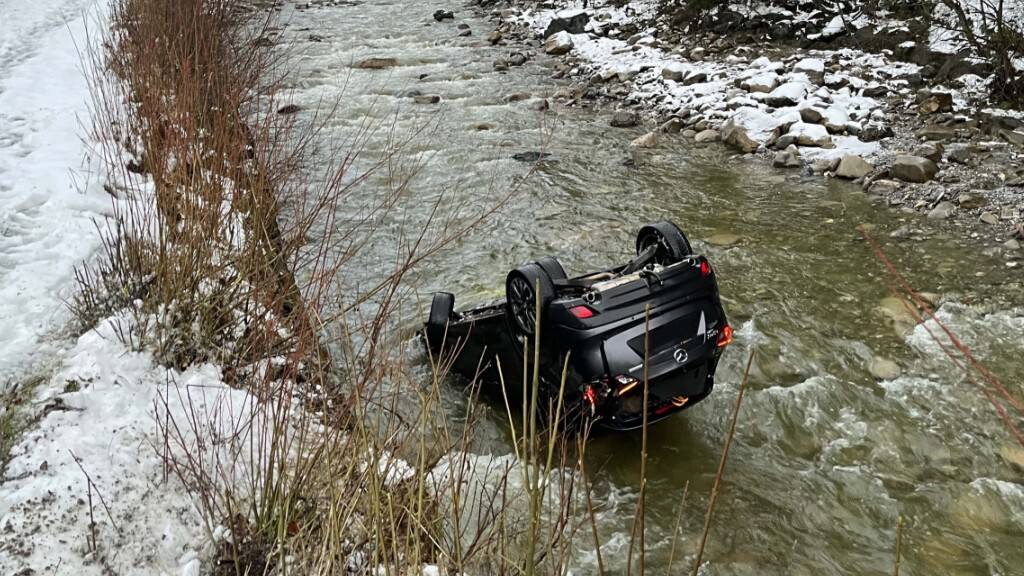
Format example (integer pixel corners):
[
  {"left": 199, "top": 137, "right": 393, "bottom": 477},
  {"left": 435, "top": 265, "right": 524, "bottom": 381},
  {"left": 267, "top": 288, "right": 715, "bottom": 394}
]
[
  {"left": 835, "top": 155, "right": 873, "bottom": 179},
  {"left": 544, "top": 31, "right": 574, "bottom": 55},
  {"left": 742, "top": 72, "right": 779, "bottom": 93},
  {"left": 630, "top": 132, "right": 658, "bottom": 148},
  {"left": 661, "top": 62, "right": 686, "bottom": 82},
  {"left": 683, "top": 71, "right": 709, "bottom": 86},
  {"left": 543, "top": 9, "right": 589, "bottom": 38},
  {"left": 721, "top": 117, "right": 760, "bottom": 153},
  {"left": 786, "top": 122, "right": 833, "bottom": 147},
  {"left": 793, "top": 58, "right": 825, "bottom": 84},
  {"left": 927, "top": 201, "right": 956, "bottom": 219},
  {"left": 892, "top": 155, "right": 939, "bottom": 183},
  {"left": 821, "top": 107, "right": 850, "bottom": 134},
  {"left": 766, "top": 81, "right": 808, "bottom": 107}
]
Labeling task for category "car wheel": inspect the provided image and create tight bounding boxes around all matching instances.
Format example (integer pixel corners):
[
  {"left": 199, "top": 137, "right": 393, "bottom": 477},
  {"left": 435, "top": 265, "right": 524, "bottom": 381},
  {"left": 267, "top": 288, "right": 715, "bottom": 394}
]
[
  {"left": 506, "top": 263, "right": 555, "bottom": 337},
  {"left": 425, "top": 292, "right": 455, "bottom": 345},
  {"left": 636, "top": 221, "right": 693, "bottom": 265},
  {"left": 535, "top": 255, "right": 567, "bottom": 281}
]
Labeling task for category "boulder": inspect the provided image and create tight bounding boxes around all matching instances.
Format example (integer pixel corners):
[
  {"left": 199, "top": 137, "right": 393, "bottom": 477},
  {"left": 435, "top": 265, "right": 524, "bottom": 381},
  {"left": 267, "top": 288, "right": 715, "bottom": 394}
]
[
  {"left": 912, "top": 142, "right": 944, "bottom": 163},
  {"left": 869, "top": 357, "right": 902, "bottom": 380},
  {"left": 980, "top": 211, "right": 999, "bottom": 225},
  {"left": 683, "top": 71, "right": 709, "bottom": 85},
  {"left": 721, "top": 118, "right": 759, "bottom": 153},
  {"left": 433, "top": 9, "right": 454, "bottom": 21},
  {"left": 821, "top": 107, "right": 850, "bottom": 134},
  {"left": 917, "top": 90, "right": 954, "bottom": 114},
  {"left": 773, "top": 145, "right": 801, "bottom": 168},
  {"left": 766, "top": 81, "right": 807, "bottom": 107},
  {"left": 694, "top": 129, "right": 720, "bottom": 143},
  {"left": 355, "top": 57, "right": 399, "bottom": 69},
  {"left": 800, "top": 107, "right": 824, "bottom": 124},
  {"left": 544, "top": 31, "right": 574, "bottom": 55},
  {"left": 793, "top": 57, "right": 825, "bottom": 83},
  {"left": 786, "top": 122, "right": 832, "bottom": 147},
  {"left": 957, "top": 192, "right": 987, "bottom": 209},
  {"left": 947, "top": 147, "right": 975, "bottom": 165},
  {"left": 659, "top": 117, "right": 685, "bottom": 133},
  {"left": 999, "top": 129, "right": 1024, "bottom": 148},
  {"left": 630, "top": 132, "right": 658, "bottom": 148},
  {"left": 742, "top": 72, "right": 779, "bottom": 93},
  {"left": 927, "top": 201, "right": 956, "bottom": 219},
  {"left": 835, "top": 155, "right": 874, "bottom": 179},
  {"left": 610, "top": 111, "right": 639, "bottom": 128},
  {"left": 892, "top": 155, "right": 938, "bottom": 183},
  {"left": 916, "top": 124, "right": 956, "bottom": 141},
  {"left": 543, "top": 9, "right": 589, "bottom": 38},
  {"left": 868, "top": 179, "right": 901, "bottom": 195},
  {"left": 661, "top": 63, "right": 686, "bottom": 82}
]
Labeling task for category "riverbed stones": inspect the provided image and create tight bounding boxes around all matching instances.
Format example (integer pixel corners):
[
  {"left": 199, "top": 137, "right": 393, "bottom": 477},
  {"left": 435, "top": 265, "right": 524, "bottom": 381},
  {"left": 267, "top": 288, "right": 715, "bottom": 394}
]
[
  {"left": 509, "top": 52, "right": 527, "bottom": 66},
  {"left": 892, "top": 155, "right": 938, "bottom": 183},
  {"left": 661, "top": 63, "right": 686, "bottom": 82},
  {"left": 544, "top": 31, "right": 574, "bottom": 55},
  {"left": 694, "top": 129, "right": 720, "bottom": 143},
  {"left": 980, "top": 211, "right": 1000, "bottom": 225},
  {"left": 659, "top": 117, "right": 685, "bottom": 133},
  {"left": 610, "top": 110, "right": 639, "bottom": 128},
  {"left": 917, "top": 90, "right": 953, "bottom": 115},
  {"left": 793, "top": 57, "right": 825, "bottom": 84},
  {"left": 766, "top": 81, "right": 807, "bottom": 107},
  {"left": 354, "top": 57, "right": 399, "bottom": 69},
  {"left": 800, "top": 107, "right": 824, "bottom": 124},
  {"left": 690, "top": 46, "right": 706, "bottom": 60},
  {"left": 487, "top": 31, "right": 502, "bottom": 45},
  {"left": 432, "top": 9, "right": 454, "bottom": 21},
  {"left": 721, "top": 118, "right": 759, "bottom": 152},
  {"left": 413, "top": 94, "right": 441, "bottom": 104},
  {"left": 927, "top": 201, "right": 956, "bottom": 219},
  {"left": 773, "top": 144, "right": 800, "bottom": 168},
  {"left": 957, "top": 192, "right": 987, "bottom": 209},
  {"left": 912, "top": 142, "right": 945, "bottom": 163},
  {"left": 741, "top": 72, "right": 778, "bottom": 93},
  {"left": 916, "top": 124, "right": 956, "bottom": 141},
  {"left": 869, "top": 357, "right": 902, "bottom": 380},
  {"left": 683, "top": 71, "right": 708, "bottom": 85},
  {"left": 868, "top": 179, "right": 901, "bottom": 195},
  {"left": 835, "top": 154, "right": 873, "bottom": 179}
]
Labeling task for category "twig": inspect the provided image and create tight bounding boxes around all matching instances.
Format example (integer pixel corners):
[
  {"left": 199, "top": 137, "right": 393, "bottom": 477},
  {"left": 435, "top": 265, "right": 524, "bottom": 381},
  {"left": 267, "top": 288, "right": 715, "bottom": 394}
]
[
  {"left": 691, "top": 349, "right": 755, "bottom": 576},
  {"left": 69, "top": 449, "right": 121, "bottom": 536},
  {"left": 892, "top": 515, "right": 903, "bottom": 576}
]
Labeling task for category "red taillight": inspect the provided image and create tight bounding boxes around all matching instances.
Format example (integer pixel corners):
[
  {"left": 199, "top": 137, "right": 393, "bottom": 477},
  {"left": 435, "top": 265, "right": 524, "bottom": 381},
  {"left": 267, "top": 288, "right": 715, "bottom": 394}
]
[
  {"left": 717, "top": 324, "right": 733, "bottom": 347},
  {"left": 583, "top": 385, "right": 597, "bottom": 405},
  {"left": 570, "top": 305, "right": 595, "bottom": 319},
  {"left": 700, "top": 260, "right": 712, "bottom": 277}
]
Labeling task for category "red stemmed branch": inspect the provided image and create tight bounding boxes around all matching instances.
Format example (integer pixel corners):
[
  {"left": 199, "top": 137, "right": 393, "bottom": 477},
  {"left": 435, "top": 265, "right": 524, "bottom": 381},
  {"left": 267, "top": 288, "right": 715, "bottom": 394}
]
[{"left": 858, "top": 225, "right": 1024, "bottom": 448}]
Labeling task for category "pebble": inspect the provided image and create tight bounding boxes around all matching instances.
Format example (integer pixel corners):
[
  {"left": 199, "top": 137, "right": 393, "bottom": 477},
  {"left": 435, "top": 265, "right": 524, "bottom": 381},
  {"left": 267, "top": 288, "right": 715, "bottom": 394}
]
[
  {"left": 927, "top": 201, "right": 956, "bottom": 219},
  {"left": 980, "top": 211, "right": 999, "bottom": 225},
  {"left": 869, "top": 357, "right": 902, "bottom": 380}
]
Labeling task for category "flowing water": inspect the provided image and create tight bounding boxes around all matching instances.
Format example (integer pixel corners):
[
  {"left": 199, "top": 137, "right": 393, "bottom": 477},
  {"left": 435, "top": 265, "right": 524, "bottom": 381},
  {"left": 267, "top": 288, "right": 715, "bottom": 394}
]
[{"left": 276, "top": 1, "right": 1024, "bottom": 573}]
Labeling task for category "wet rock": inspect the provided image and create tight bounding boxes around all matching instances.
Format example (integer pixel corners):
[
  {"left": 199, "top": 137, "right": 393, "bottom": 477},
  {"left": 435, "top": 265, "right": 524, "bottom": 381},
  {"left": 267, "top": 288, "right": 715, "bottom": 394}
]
[
  {"left": 835, "top": 155, "right": 873, "bottom": 179},
  {"left": 787, "top": 122, "right": 832, "bottom": 147},
  {"left": 509, "top": 52, "right": 527, "bottom": 66},
  {"left": 458, "top": 28, "right": 472, "bottom": 37},
  {"left": 980, "top": 211, "right": 999, "bottom": 225},
  {"left": 504, "top": 92, "right": 531, "bottom": 103},
  {"left": 682, "top": 129, "right": 697, "bottom": 138},
  {"left": 512, "top": 151, "right": 552, "bottom": 162},
  {"left": 792, "top": 57, "right": 825, "bottom": 84},
  {"left": 413, "top": 94, "right": 441, "bottom": 104},
  {"left": 927, "top": 201, "right": 956, "bottom": 219},
  {"left": 773, "top": 144, "right": 800, "bottom": 168},
  {"left": 916, "top": 124, "right": 956, "bottom": 141},
  {"left": 432, "top": 10, "right": 454, "bottom": 21},
  {"left": 868, "top": 179, "right": 901, "bottom": 195},
  {"left": 544, "top": 31, "right": 574, "bottom": 55},
  {"left": 276, "top": 104, "right": 301, "bottom": 115},
  {"left": 529, "top": 98, "right": 549, "bottom": 111},
  {"left": 354, "top": 57, "right": 399, "bottom": 69},
  {"left": 878, "top": 296, "right": 919, "bottom": 334},
  {"left": 1004, "top": 238, "right": 1021, "bottom": 250},
  {"left": 473, "top": 123, "right": 495, "bottom": 131},
  {"left": 630, "top": 132, "right": 658, "bottom": 148},
  {"left": 917, "top": 90, "right": 953, "bottom": 114},
  {"left": 861, "top": 121, "right": 894, "bottom": 142},
  {"left": 610, "top": 111, "right": 639, "bottom": 128},
  {"left": 869, "top": 357, "right": 902, "bottom": 380},
  {"left": 690, "top": 46, "right": 706, "bottom": 60},
  {"left": 772, "top": 134, "right": 798, "bottom": 150},
  {"left": 947, "top": 146, "right": 974, "bottom": 165},
  {"left": 659, "top": 117, "right": 685, "bottom": 133},
  {"left": 707, "top": 232, "right": 741, "bottom": 246},
  {"left": 694, "top": 129, "right": 720, "bottom": 143},
  {"left": 912, "top": 143, "right": 944, "bottom": 163},
  {"left": 721, "top": 118, "right": 759, "bottom": 153},
  {"left": 543, "top": 9, "right": 589, "bottom": 38},
  {"left": 892, "top": 155, "right": 938, "bottom": 183},
  {"left": 998, "top": 129, "right": 1024, "bottom": 148},
  {"left": 493, "top": 59, "right": 508, "bottom": 71},
  {"left": 487, "top": 31, "right": 502, "bottom": 45}
]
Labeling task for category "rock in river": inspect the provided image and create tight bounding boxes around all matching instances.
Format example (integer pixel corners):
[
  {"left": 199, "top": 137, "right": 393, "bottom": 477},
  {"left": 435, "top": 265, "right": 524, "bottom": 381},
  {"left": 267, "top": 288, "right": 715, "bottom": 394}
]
[
  {"left": 869, "top": 357, "right": 902, "bottom": 380},
  {"left": 610, "top": 110, "right": 639, "bottom": 128},
  {"left": 927, "top": 201, "right": 956, "bottom": 219},
  {"left": 512, "top": 151, "right": 552, "bottom": 162},
  {"left": 892, "top": 155, "right": 938, "bottom": 183},
  {"left": 707, "top": 233, "right": 741, "bottom": 246},
  {"left": 354, "top": 57, "right": 399, "bottom": 69},
  {"left": 773, "top": 144, "right": 800, "bottom": 168},
  {"left": 694, "top": 129, "right": 719, "bottom": 143},
  {"left": 786, "top": 122, "right": 832, "bottom": 147},
  {"left": 433, "top": 9, "right": 454, "bottom": 21},
  {"left": 544, "top": 31, "right": 574, "bottom": 55},
  {"left": 835, "top": 155, "right": 873, "bottom": 179},
  {"left": 721, "top": 118, "right": 759, "bottom": 153},
  {"left": 630, "top": 132, "right": 658, "bottom": 148}
]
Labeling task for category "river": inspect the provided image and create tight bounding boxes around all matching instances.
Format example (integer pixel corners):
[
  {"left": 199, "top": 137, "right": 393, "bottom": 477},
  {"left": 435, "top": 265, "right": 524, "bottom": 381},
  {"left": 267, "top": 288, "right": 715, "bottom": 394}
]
[{"left": 274, "top": 1, "right": 1024, "bottom": 573}]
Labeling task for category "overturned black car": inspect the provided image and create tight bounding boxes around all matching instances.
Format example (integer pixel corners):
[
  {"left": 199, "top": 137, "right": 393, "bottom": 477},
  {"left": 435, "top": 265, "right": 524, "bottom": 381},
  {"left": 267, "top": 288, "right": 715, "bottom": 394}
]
[{"left": 421, "top": 221, "right": 731, "bottom": 431}]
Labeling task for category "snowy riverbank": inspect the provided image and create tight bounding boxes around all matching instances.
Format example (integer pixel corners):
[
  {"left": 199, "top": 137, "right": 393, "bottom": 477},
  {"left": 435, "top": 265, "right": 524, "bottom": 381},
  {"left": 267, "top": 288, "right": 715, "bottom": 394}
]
[{"left": 477, "top": 0, "right": 1024, "bottom": 256}]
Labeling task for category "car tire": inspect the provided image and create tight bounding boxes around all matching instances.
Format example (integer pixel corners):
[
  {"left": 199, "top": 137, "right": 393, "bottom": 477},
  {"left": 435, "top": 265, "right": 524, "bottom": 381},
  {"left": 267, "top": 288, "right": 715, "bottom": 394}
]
[
  {"left": 535, "top": 255, "right": 567, "bottom": 281},
  {"left": 425, "top": 291, "right": 455, "bottom": 345},
  {"left": 506, "top": 263, "right": 555, "bottom": 337},
  {"left": 636, "top": 221, "right": 693, "bottom": 265}
]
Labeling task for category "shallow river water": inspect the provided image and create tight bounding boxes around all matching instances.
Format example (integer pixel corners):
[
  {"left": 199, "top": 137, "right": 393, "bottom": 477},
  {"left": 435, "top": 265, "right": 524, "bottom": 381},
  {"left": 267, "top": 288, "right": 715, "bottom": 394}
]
[{"left": 276, "top": 1, "right": 1024, "bottom": 574}]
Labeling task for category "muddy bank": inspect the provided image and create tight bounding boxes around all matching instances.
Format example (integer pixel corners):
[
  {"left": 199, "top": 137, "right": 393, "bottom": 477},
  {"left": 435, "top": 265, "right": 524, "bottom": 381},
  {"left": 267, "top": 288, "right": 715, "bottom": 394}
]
[{"left": 463, "top": 0, "right": 1024, "bottom": 263}]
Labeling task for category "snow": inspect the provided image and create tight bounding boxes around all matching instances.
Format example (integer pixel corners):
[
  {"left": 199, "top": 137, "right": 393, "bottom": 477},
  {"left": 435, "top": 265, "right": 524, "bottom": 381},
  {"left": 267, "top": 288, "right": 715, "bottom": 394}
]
[
  {"left": 0, "top": 0, "right": 111, "bottom": 392},
  {"left": 0, "top": 314, "right": 215, "bottom": 575}
]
